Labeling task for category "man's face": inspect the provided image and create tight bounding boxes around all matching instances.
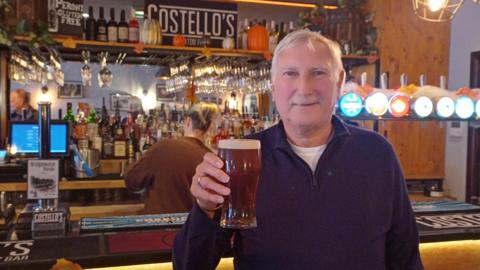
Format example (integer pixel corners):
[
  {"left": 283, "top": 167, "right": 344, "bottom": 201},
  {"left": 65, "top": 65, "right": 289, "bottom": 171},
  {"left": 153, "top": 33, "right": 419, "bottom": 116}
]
[
  {"left": 272, "top": 40, "right": 341, "bottom": 131},
  {"left": 10, "top": 92, "right": 23, "bottom": 111}
]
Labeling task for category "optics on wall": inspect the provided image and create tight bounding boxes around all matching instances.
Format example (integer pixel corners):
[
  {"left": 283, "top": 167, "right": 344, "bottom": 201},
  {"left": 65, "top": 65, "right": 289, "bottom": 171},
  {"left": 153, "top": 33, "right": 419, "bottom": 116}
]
[
  {"left": 436, "top": 96, "right": 455, "bottom": 118},
  {"left": 413, "top": 96, "right": 434, "bottom": 118},
  {"left": 412, "top": 0, "right": 464, "bottom": 22},
  {"left": 388, "top": 94, "right": 411, "bottom": 117},
  {"left": 338, "top": 92, "right": 363, "bottom": 117},
  {"left": 455, "top": 96, "right": 474, "bottom": 119},
  {"left": 365, "top": 92, "right": 389, "bottom": 117}
]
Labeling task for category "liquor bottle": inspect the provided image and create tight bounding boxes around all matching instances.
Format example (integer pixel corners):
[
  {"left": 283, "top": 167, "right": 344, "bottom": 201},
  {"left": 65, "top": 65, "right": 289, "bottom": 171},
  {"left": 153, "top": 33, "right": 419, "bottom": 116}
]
[
  {"left": 47, "top": 0, "right": 59, "bottom": 32},
  {"left": 283, "top": 22, "right": 289, "bottom": 38},
  {"left": 96, "top": 7, "right": 107, "bottom": 42},
  {"left": 141, "top": 15, "right": 150, "bottom": 44},
  {"left": 107, "top": 8, "right": 118, "bottom": 42},
  {"left": 288, "top": 21, "right": 295, "bottom": 34},
  {"left": 63, "top": 102, "right": 77, "bottom": 125},
  {"left": 113, "top": 126, "right": 127, "bottom": 158},
  {"left": 118, "top": 10, "right": 129, "bottom": 43},
  {"left": 100, "top": 97, "right": 109, "bottom": 130},
  {"left": 278, "top": 22, "right": 286, "bottom": 43},
  {"left": 241, "top": 18, "right": 249, "bottom": 50},
  {"left": 268, "top": 20, "right": 278, "bottom": 53},
  {"left": 85, "top": 6, "right": 96, "bottom": 40},
  {"left": 142, "top": 135, "right": 152, "bottom": 153},
  {"left": 128, "top": 9, "right": 139, "bottom": 43},
  {"left": 127, "top": 136, "right": 135, "bottom": 164},
  {"left": 76, "top": 111, "right": 88, "bottom": 149},
  {"left": 102, "top": 130, "right": 114, "bottom": 159},
  {"left": 86, "top": 108, "right": 99, "bottom": 146}
]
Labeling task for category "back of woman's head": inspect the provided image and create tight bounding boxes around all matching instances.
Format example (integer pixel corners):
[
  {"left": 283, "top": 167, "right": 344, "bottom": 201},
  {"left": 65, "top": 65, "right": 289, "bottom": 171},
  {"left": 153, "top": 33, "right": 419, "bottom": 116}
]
[{"left": 188, "top": 102, "right": 219, "bottom": 132}]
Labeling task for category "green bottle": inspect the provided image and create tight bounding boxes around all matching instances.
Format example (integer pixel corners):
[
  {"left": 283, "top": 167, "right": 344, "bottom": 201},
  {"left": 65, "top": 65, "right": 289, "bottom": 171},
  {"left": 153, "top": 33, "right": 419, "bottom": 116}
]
[
  {"left": 87, "top": 108, "right": 97, "bottom": 124},
  {"left": 63, "top": 102, "right": 77, "bottom": 125}
]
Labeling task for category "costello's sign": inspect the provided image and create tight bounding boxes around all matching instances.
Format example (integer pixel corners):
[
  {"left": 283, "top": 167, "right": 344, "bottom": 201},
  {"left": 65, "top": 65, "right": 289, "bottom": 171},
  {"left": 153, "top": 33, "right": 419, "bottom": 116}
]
[{"left": 145, "top": 0, "right": 238, "bottom": 48}]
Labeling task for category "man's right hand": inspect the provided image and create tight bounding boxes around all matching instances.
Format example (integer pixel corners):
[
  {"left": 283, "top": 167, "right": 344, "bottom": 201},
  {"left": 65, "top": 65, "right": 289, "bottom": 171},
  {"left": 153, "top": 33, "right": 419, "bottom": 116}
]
[{"left": 191, "top": 152, "right": 231, "bottom": 218}]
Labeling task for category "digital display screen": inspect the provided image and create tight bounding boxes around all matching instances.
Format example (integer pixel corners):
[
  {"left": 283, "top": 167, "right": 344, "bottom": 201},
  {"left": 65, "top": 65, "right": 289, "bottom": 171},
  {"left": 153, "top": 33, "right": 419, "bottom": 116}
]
[{"left": 10, "top": 122, "right": 69, "bottom": 155}]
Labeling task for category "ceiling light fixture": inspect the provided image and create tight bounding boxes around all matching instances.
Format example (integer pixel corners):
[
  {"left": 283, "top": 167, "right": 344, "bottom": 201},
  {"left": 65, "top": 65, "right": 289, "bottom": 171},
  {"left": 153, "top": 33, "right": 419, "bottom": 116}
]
[{"left": 412, "top": 0, "right": 464, "bottom": 22}]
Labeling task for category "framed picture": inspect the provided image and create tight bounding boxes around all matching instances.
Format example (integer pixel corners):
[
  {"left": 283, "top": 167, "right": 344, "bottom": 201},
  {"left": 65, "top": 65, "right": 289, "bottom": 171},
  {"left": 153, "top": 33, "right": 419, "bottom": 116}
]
[
  {"left": 110, "top": 93, "right": 131, "bottom": 111},
  {"left": 156, "top": 81, "right": 175, "bottom": 100},
  {"left": 470, "top": 51, "right": 480, "bottom": 88},
  {"left": 58, "top": 81, "right": 84, "bottom": 99}
]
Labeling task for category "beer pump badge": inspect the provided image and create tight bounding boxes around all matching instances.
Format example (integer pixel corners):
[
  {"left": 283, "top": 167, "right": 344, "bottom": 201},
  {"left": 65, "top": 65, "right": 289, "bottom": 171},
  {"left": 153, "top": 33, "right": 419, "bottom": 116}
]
[
  {"left": 436, "top": 96, "right": 455, "bottom": 118},
  {"left": 339, "top": 92, "right": 363, "bottom": 117},
  {"left": 455, "top": 96, "right": 475, "bottom": 119}
]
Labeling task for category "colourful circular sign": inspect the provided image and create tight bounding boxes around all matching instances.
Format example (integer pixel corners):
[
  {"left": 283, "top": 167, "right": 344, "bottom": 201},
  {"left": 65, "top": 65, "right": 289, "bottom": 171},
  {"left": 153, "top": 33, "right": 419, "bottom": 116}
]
[
  {"left": 365, "top": 92, "right": 388, "bottom": 117},
  {"left": 389, "top": 94, "right": 410, "bottom": 117},
  {"left": 436, "top": 96, "right": 455, "bottom": 118},
  {"left": 339, "top": 92, "right": 363, "bottom": 117},
  {"left": 455, "top": 96, "right": 474, "bottom": 119},
  {"left": 413, "top": 96, "right": 433, "bottom": 118}
]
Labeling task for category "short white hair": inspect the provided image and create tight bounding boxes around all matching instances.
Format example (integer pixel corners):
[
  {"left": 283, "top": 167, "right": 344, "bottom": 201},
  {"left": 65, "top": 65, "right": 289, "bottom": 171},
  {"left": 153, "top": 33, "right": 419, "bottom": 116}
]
[{"left": 271, "top": 29, "right": 344, "bottom": 82}]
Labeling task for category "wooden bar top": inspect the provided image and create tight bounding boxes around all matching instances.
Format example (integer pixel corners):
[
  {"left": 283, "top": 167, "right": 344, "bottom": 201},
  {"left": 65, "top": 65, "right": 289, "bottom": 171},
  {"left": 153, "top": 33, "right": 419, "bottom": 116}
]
[{"left": 0, "top": 179, "right": 126, "bottom": 191}]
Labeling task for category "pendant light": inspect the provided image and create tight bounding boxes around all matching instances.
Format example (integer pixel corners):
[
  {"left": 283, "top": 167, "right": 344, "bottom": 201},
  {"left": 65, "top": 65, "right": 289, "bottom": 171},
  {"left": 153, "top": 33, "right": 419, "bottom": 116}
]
[{"left": 412, "top": 0, "right": 464, "bottom": 22}]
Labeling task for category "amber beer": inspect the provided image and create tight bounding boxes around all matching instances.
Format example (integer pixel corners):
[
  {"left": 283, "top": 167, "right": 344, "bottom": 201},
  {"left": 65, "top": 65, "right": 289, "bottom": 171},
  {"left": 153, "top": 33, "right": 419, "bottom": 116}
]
[{"left": 218, "top": 139, "right": 261, "bottom": 229}]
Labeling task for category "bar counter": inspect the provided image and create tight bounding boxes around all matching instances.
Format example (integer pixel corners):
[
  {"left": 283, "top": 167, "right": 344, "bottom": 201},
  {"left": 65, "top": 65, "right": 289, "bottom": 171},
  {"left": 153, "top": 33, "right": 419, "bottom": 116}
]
[{"left": 2, "top": 196, "right": 480, "bottom": 270}]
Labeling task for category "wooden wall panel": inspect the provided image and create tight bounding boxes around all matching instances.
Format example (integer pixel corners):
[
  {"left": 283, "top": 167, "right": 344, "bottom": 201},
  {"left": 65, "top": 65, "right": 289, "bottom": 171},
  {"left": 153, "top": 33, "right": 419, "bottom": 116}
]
[{"left": 366, "top": 0, "right": 450, "bottom": 179}]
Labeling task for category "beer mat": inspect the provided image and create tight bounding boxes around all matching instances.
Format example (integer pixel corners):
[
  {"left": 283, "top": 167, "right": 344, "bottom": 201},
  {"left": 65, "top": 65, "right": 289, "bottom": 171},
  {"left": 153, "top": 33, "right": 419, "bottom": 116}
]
[
  {"left": 107, "top": 230, "right": 176, "bottom": 254},
  {"left": 80, "top": 213, "right": 189, "bottom": 233},
  {"left": 412, "top": 200, "right": 480, "bottom": 213}
]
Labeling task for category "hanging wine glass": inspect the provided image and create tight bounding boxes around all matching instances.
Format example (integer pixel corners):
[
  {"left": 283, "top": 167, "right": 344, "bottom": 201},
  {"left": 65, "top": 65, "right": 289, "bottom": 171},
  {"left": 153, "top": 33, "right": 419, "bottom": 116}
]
[
  {"left": 98, "top": 52, "right": 113, "bottom": 88},
  {"left": 81, "top": 50, "right": 92, "bottom": 87}
]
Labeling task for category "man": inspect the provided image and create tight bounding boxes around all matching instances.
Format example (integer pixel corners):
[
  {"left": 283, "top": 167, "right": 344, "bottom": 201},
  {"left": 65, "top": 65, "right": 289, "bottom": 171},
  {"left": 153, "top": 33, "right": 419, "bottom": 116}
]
[
  {"left": 10, "top": 89, "right": 37, "bottom": 121},
  {"left": 173, "top": 30, "right": 423, "bottom": 270}
]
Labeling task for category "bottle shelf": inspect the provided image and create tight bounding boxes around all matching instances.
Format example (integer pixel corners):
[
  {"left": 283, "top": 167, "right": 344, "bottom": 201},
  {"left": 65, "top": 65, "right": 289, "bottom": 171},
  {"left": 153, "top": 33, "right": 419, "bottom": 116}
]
[{"left": 14, "top": 35, "right": 379, "bottom": 66}]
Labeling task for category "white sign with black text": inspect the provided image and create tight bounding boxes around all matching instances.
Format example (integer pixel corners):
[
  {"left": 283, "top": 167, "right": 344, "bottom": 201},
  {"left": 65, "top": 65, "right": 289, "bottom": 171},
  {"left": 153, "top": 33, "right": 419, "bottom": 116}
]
[
  {"left": 27, "top": 160, "right": 60, "bottom": 200},
  {"left": 145, "top": 0, "right": 237, "bottom": 48}
]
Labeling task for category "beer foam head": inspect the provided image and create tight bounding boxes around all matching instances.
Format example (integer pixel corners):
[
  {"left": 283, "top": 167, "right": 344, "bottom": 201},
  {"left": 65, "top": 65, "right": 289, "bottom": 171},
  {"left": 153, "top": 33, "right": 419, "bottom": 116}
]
[{"left": 218, "top": 139, "right": 261, "bottom": 150}]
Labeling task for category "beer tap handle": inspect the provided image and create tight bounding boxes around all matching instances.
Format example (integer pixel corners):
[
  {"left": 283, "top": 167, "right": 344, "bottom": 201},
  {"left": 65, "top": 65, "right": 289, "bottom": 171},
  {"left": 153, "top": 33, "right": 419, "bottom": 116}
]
[
  {"left": 440, "top": 75, "right": 447, "bottom": 89},
  {"left": 380, "top": 73, "right": 388, "bottom": 90},
  {"left": 400, "top": 73, "right": 408, "bottom": 87},
  {"left": 420, "top": 74, "right": 427, "bottom": 87},
  {"left": 360, "top": 72, "right": 367, "bottom": 87}
]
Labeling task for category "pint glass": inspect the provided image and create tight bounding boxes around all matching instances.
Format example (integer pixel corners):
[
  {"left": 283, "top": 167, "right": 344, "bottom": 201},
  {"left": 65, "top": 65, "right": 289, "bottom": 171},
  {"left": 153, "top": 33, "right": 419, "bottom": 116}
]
[{"left": 218, "top": 139, "right": 261, "bottom": 229}]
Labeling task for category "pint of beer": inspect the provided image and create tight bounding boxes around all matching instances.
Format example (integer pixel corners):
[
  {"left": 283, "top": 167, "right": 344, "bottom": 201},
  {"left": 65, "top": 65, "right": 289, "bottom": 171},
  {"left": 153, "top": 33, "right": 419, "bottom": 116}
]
[{"left": 218, "top": 139, "right": 261, "bottom": 229}]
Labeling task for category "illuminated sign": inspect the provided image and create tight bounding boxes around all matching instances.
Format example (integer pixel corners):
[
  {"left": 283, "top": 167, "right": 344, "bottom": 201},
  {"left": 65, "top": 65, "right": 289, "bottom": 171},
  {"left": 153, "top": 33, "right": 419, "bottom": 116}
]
[
  {"left": 455, "top": 96, "right": 474, "bottom": 119},
  {"left": 389, "top": 94, "right": 410, "bottom": 117},
  {"left": 436, "top": 96, "right": 455, "bottom": 118},
  {"left": 339, "top": 92, "right": 363, "bottom": 117},
  {"left": 365, "top": 92, "right": 388, "bottom": 117},
  {"left": 413, "top": 96, "right": 433, "bottom": 118}
]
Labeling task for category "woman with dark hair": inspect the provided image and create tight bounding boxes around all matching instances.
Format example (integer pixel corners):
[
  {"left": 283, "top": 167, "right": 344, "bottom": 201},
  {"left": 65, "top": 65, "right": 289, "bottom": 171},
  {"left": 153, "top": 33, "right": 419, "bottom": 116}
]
[{"left": 124, "top": 102, "right": 219, "bottom": 214}]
